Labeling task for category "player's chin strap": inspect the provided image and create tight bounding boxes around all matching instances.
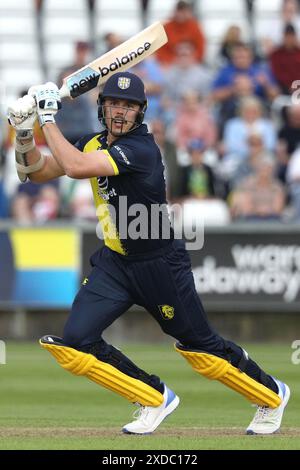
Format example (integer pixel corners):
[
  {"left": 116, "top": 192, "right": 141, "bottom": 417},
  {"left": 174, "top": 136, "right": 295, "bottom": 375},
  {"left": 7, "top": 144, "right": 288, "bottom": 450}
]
[
  {"left": 15, "top": 137, "right": 45, "bottom": 183},
  {"left": 40, "top": 335, "right": 163, "bottom": 407},
  {"left": 175, "top": 342, "right": 281, "bottom": 409}
]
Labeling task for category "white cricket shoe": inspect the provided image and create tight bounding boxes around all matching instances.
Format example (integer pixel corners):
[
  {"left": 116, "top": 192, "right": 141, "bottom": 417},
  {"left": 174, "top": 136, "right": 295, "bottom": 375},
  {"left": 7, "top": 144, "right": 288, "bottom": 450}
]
[
  {"left": 122, "top": 385, "right": 180, "bottom": 435},
  {"left": 246, "top": 379, "right": 290, "bottom": 435}
]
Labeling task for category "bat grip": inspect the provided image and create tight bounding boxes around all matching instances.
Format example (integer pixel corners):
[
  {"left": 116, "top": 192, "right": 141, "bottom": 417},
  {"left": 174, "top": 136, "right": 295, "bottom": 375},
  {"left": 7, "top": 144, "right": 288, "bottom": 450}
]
[{"left": 59, "top": 83, "right": 71, "bottom": 99}]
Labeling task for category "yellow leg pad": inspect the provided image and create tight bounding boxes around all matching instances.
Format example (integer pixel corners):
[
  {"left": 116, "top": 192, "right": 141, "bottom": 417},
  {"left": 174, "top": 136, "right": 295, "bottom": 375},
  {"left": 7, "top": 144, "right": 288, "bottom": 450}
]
[
  {"left": 175, "top": 345, "right": 281, "bottom": 408},
  {"left": 40, "top": 340, "right": 163, "bottom": 407}
]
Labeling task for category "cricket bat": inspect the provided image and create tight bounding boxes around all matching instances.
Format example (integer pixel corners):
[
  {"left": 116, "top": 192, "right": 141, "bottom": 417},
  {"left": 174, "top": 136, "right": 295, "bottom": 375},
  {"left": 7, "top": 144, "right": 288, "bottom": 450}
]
[{"left": 59, "top": 22, "right": 167, "bottom": 99}]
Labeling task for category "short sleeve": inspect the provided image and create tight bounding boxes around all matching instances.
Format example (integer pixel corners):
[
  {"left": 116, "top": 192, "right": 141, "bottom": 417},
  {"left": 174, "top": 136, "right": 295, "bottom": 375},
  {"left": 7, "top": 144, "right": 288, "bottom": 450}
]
[
  {"left": 74, "top": 133, "right": 99, "bottom": 152},
  {"left": 108, "top": 143, "right": 153, "bottom": 175}
]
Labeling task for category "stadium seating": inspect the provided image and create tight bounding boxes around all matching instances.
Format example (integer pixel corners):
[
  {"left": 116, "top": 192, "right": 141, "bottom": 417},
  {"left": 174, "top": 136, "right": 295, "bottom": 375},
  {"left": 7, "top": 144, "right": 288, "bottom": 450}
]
[
  {"left": 147, "top": 0, "right": 176, "bottom": 24},
  {"left": 0, "top": 0, "right": 284, "bottom": 102},
  {"left": 95, "top": 0, "right": 142, "bottom": 37}
]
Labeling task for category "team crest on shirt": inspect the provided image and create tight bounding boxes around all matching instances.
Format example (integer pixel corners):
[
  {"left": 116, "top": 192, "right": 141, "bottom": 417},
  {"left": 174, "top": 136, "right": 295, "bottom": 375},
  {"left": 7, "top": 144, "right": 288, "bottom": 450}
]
[
  {"left": 118, "top": 77, "right": 131, "bottom": 90},
  {"left": 158, "top": 305, "right": 175, "bottom": 320}
]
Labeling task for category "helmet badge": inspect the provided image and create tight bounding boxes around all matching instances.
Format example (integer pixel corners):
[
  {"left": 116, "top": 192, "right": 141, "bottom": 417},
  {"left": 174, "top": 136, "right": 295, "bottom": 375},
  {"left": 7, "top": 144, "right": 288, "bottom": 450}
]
[{"left": 118, "top": 77, "right": 131, "bottom": 90}]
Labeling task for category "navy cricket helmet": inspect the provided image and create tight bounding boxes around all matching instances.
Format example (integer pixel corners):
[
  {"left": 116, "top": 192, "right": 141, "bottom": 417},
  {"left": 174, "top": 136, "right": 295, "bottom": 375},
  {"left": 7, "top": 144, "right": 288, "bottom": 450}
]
[{"left": 97, "top": 72, "right": 147, "bottom": 133}]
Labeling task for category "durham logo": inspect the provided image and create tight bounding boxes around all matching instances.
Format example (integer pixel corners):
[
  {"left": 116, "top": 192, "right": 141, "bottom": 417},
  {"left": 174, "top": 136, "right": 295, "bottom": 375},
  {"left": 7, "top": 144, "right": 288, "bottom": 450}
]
[
  {"left": 118, "top": 77, "right": 131, "bottom": 90},
  {"left": 68, "top": 41, "right": 151, "bottom": 97}
]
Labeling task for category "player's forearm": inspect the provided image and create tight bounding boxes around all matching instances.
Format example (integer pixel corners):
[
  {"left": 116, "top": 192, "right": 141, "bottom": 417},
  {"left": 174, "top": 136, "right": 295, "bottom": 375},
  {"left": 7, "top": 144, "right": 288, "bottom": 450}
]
[
  {"left": 14, "top": 139, "right": 45, "bottom": 183},
  {"left": 42, "top": 123, "right": 88, "bottom": 179},
  {"left": 29, "top": 153, "right": 65, "bottom": 182},
  {"left": 15, "top": 140, "right": 64, "bottom": 183}
]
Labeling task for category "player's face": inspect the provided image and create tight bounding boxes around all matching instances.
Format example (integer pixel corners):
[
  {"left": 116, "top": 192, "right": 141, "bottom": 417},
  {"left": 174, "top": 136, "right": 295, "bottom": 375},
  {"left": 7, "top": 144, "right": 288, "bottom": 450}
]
[{"left": 103, "top": 98, "right": 140, "bottom": 136}]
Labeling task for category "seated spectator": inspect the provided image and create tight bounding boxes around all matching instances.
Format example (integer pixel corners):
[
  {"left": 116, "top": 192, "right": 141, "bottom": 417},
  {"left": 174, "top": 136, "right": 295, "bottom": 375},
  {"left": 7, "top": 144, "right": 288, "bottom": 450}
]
[
  {"left": 222, "top": 96, "right": 276, "bottom": 174},
  {"left": 270, "top": 23, "right": 300, "bottom": 94},
  {"left": 103, "top": 32, "right": 123, "bottom": 52},
  {"left": 286, "top": 147, "right": 300, "bottom": 220},
  {"left": 12, "top": 182, "right": 60, "bottom": 224},
  {"left": 65, "top": 180, "right": 96, "bottom": 221},
  {"left": 55, "top": 41, "right": 98, "bottom": 144},
  {"left": 156, "top": 0, "right": 206, "bottom": 67},
  {"left": 179, "top": 139, "right": 230, "bottom": 226},
  {"left": 217, "top": 74, "right": 255, "bottom": 137},
  {"left": 278, "top": 103, "right": 300, "bottom": 155},
  {"left": 150, "top": 119, "right": 184, "bottom": 201},
  {"left": 130, "top": 57, "right": 165, "bottom": 122},
  {"left": 174, "top": 91, "right": 217, "bottom": 151},
  {"left": 162, "top": 41, "right": 213, "bottom": 121},
  {"left": 212, "top": 43, "right": 279, "bottom": 105},
  {"left": 277, "top": 103, "right": 300, "bottom": 182},
  {"left": 182, "top": 139, "right": 216, "bottom": 200},
  {"left": 230, "top": 156, "right": 285, "bottom": 221},
  {"left": 232, "top": 132, "right": 276, "bottom": 188},
  {"left": 259, "top": 0, "right": 300, "bottom": 56},
  {"left": 218, "top": 25, "right": 244, "bottom": 63}
]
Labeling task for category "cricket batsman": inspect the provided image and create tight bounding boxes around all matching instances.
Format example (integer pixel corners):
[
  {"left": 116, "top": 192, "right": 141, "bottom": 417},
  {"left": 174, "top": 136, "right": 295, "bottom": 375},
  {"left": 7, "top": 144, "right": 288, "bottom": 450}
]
[{"left": 7, "top": 72, "right": 290, "bottom": 434}]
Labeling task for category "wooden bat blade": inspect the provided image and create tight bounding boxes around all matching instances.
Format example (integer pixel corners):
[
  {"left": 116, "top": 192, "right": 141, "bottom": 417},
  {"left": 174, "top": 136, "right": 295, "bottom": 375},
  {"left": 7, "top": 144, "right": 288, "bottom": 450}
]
[{"left": 59, "top": 22, "right": 167, "bottom": 99}]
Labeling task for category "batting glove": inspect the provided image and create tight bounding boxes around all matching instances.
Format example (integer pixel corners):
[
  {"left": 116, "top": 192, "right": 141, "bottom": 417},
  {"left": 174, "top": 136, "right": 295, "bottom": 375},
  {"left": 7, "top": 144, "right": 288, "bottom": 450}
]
[
  {"left": 28, "top": 82, "right": 62, "bottom": 127},
  {"left": 7, "top": 95, "right": 37, "bottom": 140},
  {"left": 7, "top": 95, "right": 40, "bottom": 183}
]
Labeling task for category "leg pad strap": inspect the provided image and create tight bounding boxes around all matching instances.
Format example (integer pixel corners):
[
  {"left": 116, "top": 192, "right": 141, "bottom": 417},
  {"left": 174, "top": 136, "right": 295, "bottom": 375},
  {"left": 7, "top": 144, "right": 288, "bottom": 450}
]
[
  {"left": 40, "top": 336, "right": 163, "bottom": 407},
  {"left": 175, "top": 344, "right": 281, "bottom": 408}
]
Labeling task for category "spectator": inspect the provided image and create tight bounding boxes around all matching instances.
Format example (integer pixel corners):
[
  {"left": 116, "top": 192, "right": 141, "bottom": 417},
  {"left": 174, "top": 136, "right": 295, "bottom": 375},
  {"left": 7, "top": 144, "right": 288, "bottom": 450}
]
[
  {"left": 260, "top": 0, "right": 300, "bottom": 56},
  {"left": 174, "top": 91, "right": 217, "bottom": 151},
  {"left": 35, "top": 0, "right": 43, "bottom": 12},
  {"left": 223, "top": 96, "right": 277, "bottom": 163},
  {"left": 277, "top": 104, "right": 300, "bottom": 182},
  {"left": 66, "top": 180, "right": 96, "bottom": 220},
  {"left": 230, "top": 156, "right": 285, "bottom": 221},
  {"left": 150, "top": 119, "right": 184, "bottom": 201},
  {"left": 212, "top": 43, "right": 279, "bottom": 105},
  {"left": 12, "top": 182, "right": 60, "bottom": 224},
  {"left": 270, "top": 23, "right": 300, "bottom": 94},
  {"left": 55, "top": 41, "right": 98, "bottom": 144},
  {"left": 278, "top": 104, "right": 300, "bottom": 155},
  {"left": 156, "top": 1, "right": 206, "bottom": 67},
  {"left": 232, "top": 131, "right": 276, "bottom": 188},
  {"left": 182, "top": 139, "right": 216, "bottom": 199},
  {"left": 219, "top": 25, "right": 244, "bottom": 63},
  {"left": 130, "top": 58, "right": 165, "bottom": 122},
  {"left": 217, "top": 74, "right": 255, "bottom": 137},
  {"left": 102, "top": 32, "right": 123, "bottom": 52},
  {"left": 162, "top": 41, "right": 212, "bottom": 118}
]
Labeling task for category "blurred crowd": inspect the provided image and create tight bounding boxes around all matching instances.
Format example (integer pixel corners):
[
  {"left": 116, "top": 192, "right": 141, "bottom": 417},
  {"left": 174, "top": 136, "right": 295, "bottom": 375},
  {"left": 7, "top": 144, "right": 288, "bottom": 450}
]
[{"left": 1, "top": 0, "right": 300, "bottom": 225}]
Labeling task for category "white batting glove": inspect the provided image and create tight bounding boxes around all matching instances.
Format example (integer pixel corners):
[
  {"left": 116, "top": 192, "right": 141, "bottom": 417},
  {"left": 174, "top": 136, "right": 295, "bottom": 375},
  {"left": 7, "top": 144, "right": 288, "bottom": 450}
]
[
  {"left": 28, "top": 82, "right": 61, "bottom": 127},
  {"left": 7, "top": 95, "right": 37, "bottom": 140},
  {"left": 7, "top": 95, "right": 39, "bottom": 183}
]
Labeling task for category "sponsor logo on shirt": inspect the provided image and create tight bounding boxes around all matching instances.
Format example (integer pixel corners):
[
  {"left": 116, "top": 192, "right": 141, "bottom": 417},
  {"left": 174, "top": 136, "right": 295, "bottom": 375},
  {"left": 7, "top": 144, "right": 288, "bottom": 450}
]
[
  {"left": 97, "top": 176, "right": 117, "bottom": 200},
  {"left": 114, "top": 145, "right": 130, "bottom": 165}
]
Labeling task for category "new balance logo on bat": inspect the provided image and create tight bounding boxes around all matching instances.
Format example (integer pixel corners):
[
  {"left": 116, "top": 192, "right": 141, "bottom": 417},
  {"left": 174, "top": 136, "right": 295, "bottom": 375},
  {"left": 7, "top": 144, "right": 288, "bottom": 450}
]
[{"left": 67, "top": 42, "right": 151, "bottom": 97}]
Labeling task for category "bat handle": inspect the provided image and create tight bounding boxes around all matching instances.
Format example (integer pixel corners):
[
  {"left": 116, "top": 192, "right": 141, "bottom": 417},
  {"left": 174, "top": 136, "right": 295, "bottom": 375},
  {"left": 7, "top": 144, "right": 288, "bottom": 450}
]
[{"left": 59, "top": 83, "right": 71, "bottom": 99}]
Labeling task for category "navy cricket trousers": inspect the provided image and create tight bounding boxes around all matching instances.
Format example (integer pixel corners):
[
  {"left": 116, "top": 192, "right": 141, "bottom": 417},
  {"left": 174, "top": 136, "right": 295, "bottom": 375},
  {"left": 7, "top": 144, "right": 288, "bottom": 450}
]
[
  {"left": 63, "top": 240, "right": 278, "bottom": 395},
  {"left": 64, "top": 240, "right": 225, "bottom": 356}
]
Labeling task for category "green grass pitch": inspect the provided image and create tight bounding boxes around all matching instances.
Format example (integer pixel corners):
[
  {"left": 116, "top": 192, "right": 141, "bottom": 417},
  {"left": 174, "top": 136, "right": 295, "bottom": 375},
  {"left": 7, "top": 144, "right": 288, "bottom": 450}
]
[{"left": 0, "top": 341, "right": 299, "bottom": 450}]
